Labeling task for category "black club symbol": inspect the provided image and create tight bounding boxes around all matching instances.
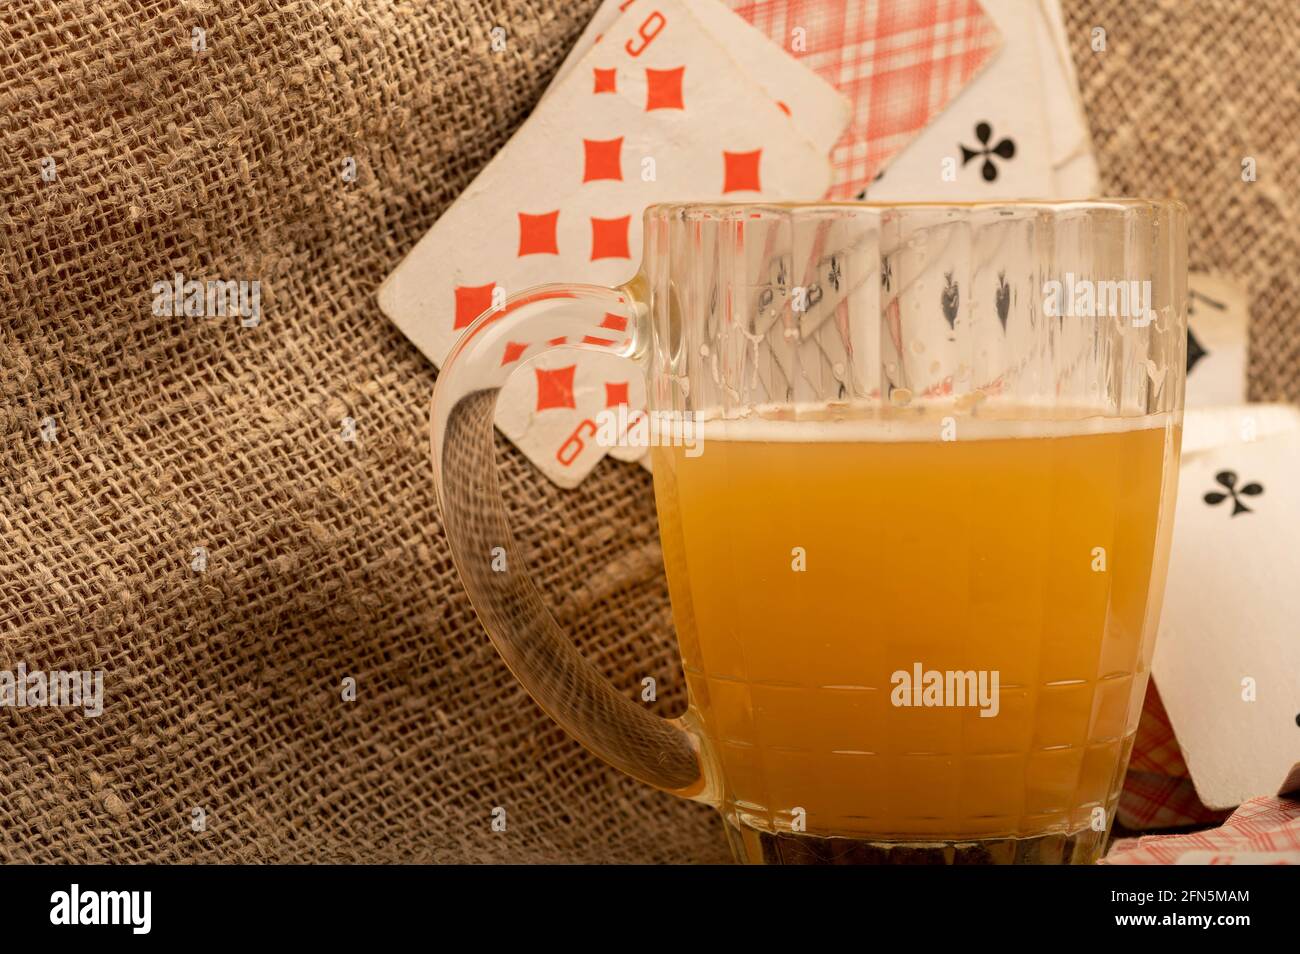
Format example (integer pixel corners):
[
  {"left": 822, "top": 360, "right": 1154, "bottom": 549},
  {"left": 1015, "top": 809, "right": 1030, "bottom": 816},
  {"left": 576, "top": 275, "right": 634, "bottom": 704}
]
[
  {"left": 960, "top": 122, "right": 1016, "bottom": 182},
  {"left": 1204, "top": 470, "right": 1263, "bottom": 516}
]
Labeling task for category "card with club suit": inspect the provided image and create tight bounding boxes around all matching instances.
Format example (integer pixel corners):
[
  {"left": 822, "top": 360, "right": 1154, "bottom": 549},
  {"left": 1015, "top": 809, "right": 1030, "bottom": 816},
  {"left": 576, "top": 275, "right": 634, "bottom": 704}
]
[
  {"left": 1154, "top": 403, "right": 1300, "bottom": 809},
  {"left": 724, "top": 0, "right": 1004, "bottom": 199},
  {"left": 863, "top": 0, "right": 1055, "bottom": 201}
]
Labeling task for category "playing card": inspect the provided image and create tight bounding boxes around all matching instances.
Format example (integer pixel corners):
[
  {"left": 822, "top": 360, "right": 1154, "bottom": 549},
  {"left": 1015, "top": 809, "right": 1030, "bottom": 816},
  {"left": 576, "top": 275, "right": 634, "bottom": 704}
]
[
  {"left": 547, "top": 0, "right": 621, "bottom": 86},
  {"left": 863, "top": 0, "right": 1056, "bottom": 200},
  {"left": 1051, "top": 151, "right": 1101, "bottom": 199},
  {"left": 1036, "top": 0, "right": 1100, "bottom": 197},
  {"left": 538, "top": 0, "right": 848, "bottom": 477},
  {"left": 1186, "top": 272, "right": 1250, "bottom": 406},
  {"left": 549, "top": 0, "right": 852, "bottom": 155},
  {"left": 725, "top": 0, "right": 1003, "bottom": 199},
  {"left": 1107, "top": 794, "right": 1300, "bottom": 865},
  {"left": 1154, "top": 403, "right": 1300, "bottom": 810},
  {"left": 1178, "top": 402, "right": 1297, "bottom": 455},
  {"left": 494, "top": 348, "right": 649, "bottom": 470},
  {"left": 378, "top": 0, "right": 834, "bottom": 487}
]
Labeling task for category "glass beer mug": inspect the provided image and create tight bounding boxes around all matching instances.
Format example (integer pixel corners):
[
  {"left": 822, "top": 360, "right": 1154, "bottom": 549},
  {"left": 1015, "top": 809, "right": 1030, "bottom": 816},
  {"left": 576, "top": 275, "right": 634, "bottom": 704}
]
[{"left": 431, "top": 201, "right": 1187, "bottom": 864}]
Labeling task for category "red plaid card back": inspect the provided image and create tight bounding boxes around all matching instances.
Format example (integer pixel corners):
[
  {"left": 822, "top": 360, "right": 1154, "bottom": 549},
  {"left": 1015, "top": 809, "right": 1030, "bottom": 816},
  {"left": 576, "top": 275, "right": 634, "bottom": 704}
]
[
  {"left": 727, "top": 0, "right": 1002, "bottom": 198},
  {"left": 1107, "top": 795, "right": 1300, "bottom": 864}
]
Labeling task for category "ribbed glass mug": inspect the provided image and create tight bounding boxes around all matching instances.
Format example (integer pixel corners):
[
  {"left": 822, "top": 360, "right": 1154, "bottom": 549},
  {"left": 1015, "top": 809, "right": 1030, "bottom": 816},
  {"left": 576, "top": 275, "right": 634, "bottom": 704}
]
[{"left": 431, "top": 200, "right": 1188, "bottom": 864}]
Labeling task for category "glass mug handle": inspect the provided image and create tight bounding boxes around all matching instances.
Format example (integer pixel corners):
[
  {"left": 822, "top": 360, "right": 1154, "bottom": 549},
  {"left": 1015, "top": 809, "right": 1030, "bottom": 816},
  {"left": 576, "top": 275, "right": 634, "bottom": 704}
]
[{"left": 429, "top": 280, "right": 709, "bottom": 800}]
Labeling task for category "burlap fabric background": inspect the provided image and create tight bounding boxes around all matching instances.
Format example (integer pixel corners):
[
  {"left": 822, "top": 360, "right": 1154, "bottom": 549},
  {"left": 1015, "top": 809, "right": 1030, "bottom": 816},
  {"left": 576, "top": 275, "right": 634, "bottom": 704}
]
[{"left": 0, "top": 0, "right": 1295, "bottom": 863}]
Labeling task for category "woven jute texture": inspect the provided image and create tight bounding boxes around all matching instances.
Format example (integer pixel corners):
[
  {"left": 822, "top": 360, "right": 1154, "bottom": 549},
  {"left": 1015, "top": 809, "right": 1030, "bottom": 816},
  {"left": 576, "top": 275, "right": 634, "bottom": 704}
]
[
  {"left": 0, "top": 0, "right": 1295, "bottom": 863},
  {"left": 1060, "top": 0, "right": 1300, "bottom": 398}
]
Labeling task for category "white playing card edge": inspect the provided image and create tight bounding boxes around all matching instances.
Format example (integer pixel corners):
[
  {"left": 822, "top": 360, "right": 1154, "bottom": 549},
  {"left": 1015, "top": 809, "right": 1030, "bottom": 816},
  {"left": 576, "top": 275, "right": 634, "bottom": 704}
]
[
  {"left": 682, "top": 0, "right": 852, "bottom": 155},
  {"left": 1154, "top": 403, "right": 1300, "bottom": 810},
  {"left": 1181, "top": 402, "right": 1300, "bottom": 455},
  {"left": 548, "top": 0, "right": 850, "bottom": 156}
]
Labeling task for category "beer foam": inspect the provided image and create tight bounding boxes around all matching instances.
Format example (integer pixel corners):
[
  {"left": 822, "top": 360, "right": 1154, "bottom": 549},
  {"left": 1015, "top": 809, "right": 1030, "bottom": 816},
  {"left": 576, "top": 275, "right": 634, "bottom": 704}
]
[{"left": 693, "top": 405, "right": 1178, "bottom": 443}]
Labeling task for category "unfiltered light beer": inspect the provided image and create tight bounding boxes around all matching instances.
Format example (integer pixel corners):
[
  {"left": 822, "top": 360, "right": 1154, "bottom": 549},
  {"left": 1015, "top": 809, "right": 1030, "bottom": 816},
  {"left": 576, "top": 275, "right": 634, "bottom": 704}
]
[
  {"left": 431, "top": 199, "right": 1189, "bottom": 864},
  {"left": 653, "top": 409, "right": 1180, "bottom": 854}
]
